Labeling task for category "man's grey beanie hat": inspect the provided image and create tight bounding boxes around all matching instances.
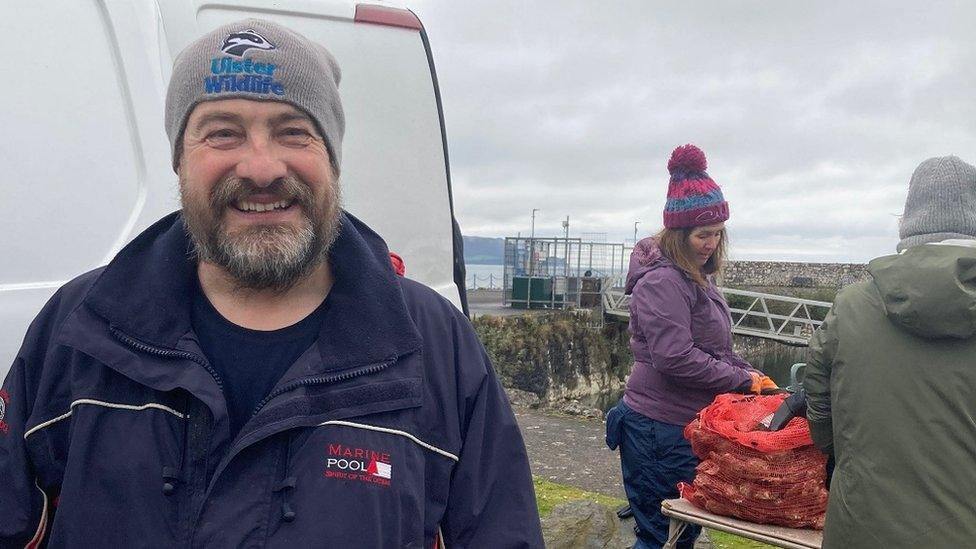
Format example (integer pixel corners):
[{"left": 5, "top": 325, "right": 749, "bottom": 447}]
[
  {"left": 165, "top": 18, "right": 345, "bottom": 172},
  {"left": 897, "top": 155, "right": 976, "bottom": 252}
]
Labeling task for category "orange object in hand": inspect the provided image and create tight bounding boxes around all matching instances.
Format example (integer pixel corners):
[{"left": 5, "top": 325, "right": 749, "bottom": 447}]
[
  {"left": 748, "top": 372, "right": 763, "bottom": 394},
  {"left": 747, "top": 373, "right": 780, "bottom": 394},
  {"left": 760, "top": 376, "right": 779, "bottom": 391}
]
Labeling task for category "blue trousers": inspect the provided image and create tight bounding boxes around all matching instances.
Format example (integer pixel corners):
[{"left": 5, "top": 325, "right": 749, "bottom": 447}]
[{"left": 607, "top": 401, "right": 700, "bottom": 549}]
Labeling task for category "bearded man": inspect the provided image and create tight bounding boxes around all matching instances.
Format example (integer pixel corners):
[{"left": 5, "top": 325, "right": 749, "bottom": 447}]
[{"left": 0, "top": 19, "right": 543, "bottom": 548}]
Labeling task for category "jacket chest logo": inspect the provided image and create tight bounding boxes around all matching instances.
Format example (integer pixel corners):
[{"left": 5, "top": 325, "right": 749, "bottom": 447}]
[
  {"left": 324, "top": 443, "right": 392, "bottom": 487},
  {"left": 0, "top": 389, "right": 9, "bottom": 435}
]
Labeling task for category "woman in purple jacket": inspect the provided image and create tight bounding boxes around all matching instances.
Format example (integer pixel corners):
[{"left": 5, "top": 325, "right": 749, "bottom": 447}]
[{"left": 606, "top": 144, "right": 772, "bottom": 549}]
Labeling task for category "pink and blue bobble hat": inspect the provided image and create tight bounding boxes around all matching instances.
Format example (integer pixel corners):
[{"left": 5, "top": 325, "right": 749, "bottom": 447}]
[{"left": 663, "top": 144, "right": 730, "bottom": 229}]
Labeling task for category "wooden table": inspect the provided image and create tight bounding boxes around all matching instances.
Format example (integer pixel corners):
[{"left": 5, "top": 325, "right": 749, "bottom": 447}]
[{"left": 660, "top": 498, "right": 822, "bottom": 549}]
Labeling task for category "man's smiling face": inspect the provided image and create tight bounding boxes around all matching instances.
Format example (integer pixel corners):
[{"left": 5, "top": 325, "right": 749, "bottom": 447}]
[{"left": 178, "top": 98, "right": 341, "bottom": 290}]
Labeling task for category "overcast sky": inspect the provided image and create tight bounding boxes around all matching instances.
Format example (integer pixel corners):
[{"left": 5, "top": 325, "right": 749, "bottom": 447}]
[{"left": 409, "top": 1, "right": 976, "bottom": 262}]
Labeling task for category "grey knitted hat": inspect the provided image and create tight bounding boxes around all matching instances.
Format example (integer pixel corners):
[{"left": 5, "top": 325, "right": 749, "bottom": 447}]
[
  {"left": 165, "top": 18, "right": 345, "bottom": 172},
  {"left": 897, "top": 155, "right": 976, "bottom": 252}
]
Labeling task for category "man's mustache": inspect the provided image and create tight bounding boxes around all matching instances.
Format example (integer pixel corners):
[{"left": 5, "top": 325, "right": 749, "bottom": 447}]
[{"left": 210, "top": 177, "right": 312, "bottom": 209}]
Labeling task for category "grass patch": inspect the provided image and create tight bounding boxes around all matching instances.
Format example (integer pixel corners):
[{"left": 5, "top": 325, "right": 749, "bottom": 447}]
[
  {"left": 709, "top": 530, "right": 776, "bottom": 548},
  {"left": 534, "top": 477, "right": 774, "bottom": 548},
  {"left": 534, "top": 477, "right": 626, "bottom": 517}
]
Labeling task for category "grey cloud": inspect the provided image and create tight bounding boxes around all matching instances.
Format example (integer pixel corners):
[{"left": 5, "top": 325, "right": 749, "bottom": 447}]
[{"left": 410, "top": 0, "right": 976, "bottom": 261}]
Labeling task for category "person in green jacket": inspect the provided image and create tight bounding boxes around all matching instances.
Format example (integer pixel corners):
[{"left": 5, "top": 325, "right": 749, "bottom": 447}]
[{"left": 805, "top": 155, "right": 976, "bottom": 549}]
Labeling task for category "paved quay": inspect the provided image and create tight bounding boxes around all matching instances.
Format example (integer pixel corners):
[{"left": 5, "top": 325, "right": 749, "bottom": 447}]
[
  {"left": 514, "top": 405, "right": 713, "bottom": 548},
  {"left": 468, "top": 288, "right": 554, "bottom": 318},
  {"left": 514, "top": 405, "right": 626, "bottom": 499}
]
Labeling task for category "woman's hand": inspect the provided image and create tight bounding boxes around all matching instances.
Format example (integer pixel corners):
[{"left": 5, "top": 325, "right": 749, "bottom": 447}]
[
  {"left": 747, "top": 372, "right": 784, "bottom": 394},
  {"left": 760, "top": 376, "right": 789, "bottom": 395}
]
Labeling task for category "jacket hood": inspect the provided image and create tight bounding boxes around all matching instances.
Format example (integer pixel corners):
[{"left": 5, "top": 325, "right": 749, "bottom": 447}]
[
  {"left": 626, "top": 237, "right": 671, "bottom": 294},
  {"left": 81, "top": 210, "right": 423, "bottom": 371},
  {"left": 868, "top": 243, "right": 976, "bottom": 339}
]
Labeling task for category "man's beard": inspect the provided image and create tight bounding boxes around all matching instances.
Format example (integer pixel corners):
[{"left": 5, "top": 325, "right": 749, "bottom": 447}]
[{"left": 180, "top": 175, "right": 341, "bottom": 291}]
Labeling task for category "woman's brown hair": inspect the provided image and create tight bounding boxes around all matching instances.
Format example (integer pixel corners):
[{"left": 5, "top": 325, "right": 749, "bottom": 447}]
[{"left": 655, "top": 226, "right": 727, "bottom": 287}]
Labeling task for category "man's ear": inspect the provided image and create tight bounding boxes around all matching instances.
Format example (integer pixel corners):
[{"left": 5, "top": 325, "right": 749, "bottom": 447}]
[{"left": 174, "top": 144, "right": 185, "bottom": 176}]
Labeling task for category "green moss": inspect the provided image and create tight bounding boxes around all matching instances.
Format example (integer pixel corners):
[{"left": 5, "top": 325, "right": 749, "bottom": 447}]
[
  {"left": 533, "top": 477, "right": 774, "bottom": 548},
  {"left": 533, "top": 477, "right": 626, "bottom": 517},
  {"left": 708, "top": 530, "right": 773, "bottom": 549},
  {"left": 709, "top": 530, "right": 776, "bottom": 549},
  {"left": 472, "top": 312, "right": 631, "bottom": 399}
]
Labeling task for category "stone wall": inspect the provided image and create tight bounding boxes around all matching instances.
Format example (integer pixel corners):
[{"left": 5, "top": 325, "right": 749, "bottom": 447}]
[
  {"left": 721, "top": 260, "right": 868, "bottom": 290},
  {"left": 474, "top": 259, "right": 867, "bottom": 405},
  {"left": 733, "top": 336, "right": 807, "bottom": 385},
  {"left": 716, "top": 260, "right": 855, "bottom": 382},
  {"left": 472, "top": 312, "right": 631, "bottom": 404},
  {"left": 474, "top": 311, "right": 807, "bottom": 406}
]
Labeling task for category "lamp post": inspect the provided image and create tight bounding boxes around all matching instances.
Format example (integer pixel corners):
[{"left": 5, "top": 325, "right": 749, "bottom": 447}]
[
  {"left": 561, "top": 216, "right": 570, "bottom": 278},
  {"left": 529, "top": 208, "right": 540, "bottom": 276},
  {"left": 634, "top": 221, "right": 641, "bottom": 244}
]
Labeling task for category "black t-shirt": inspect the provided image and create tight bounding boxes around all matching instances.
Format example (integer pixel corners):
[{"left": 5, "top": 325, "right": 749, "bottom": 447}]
[{"left": 191, "top": 282, "right": 326, "bottom": 438}]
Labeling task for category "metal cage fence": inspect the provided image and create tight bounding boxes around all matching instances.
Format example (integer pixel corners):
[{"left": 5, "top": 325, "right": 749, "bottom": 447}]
[{"left": 502, "top": 237, "right": 630, "bottom": 309}]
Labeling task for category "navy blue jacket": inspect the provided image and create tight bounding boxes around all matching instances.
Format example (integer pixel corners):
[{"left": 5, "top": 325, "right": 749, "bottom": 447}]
[{"left": 0, "top": 212, "right": 543, "bottom": 548}]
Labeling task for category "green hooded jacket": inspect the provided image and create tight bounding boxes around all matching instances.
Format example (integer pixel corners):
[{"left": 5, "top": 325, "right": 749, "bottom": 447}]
[{"left": 805, "top": 243, "right": 976, "bottom": 548}]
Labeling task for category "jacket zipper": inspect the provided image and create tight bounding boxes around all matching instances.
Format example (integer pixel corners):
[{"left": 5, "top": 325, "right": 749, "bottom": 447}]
[
  {"left": 110, "top": 327, "right": 224, "bottom": 390},
  {"left": 186, "top": 358, "right": 400, "bottom": 540},
  {"left": 109, "top": 327, "right": 219, "bottom": 549},
  {"left": 249, "top": 359, "right": 395, "bottom": 418},
  {"left": 114, "top": 327, "right": 399, "bottom": 546}
]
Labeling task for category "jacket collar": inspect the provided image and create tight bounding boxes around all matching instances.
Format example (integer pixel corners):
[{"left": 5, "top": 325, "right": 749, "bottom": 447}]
[
  {"left": 625, "top": 237, "right": 668, "bottom": 294},
  {"left": 625, "top": 237, "right": 715, "bottom": 294},
  {"left": 82, "top": 210, "right": 423, "bottom": 372}
]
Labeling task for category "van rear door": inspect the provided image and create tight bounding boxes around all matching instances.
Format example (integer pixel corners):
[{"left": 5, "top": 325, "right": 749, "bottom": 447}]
[{"left": 0, "top": 0, "right": 465, "bottom": 376}]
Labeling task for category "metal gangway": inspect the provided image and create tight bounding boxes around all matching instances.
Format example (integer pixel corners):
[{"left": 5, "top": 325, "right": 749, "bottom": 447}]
[{"left": 603, "top": 288, "right": 832, "bottom": 346}]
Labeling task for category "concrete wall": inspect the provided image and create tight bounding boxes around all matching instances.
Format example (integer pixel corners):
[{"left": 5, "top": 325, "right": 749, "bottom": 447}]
[{"left": 720, "top": 260, "right": 869, "bottom": 290}]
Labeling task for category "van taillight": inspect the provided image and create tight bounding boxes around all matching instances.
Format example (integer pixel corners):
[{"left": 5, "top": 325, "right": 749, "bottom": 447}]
[{"left": 354, "top": 4, "right": 423, "bottom": 30}]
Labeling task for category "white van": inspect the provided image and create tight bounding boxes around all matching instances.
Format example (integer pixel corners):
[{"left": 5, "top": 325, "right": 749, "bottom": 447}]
[{"left": 0, "top": 0, "right": 468, "bottom": 378}]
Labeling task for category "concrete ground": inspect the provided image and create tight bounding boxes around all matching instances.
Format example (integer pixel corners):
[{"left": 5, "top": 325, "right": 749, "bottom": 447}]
[
  {"left": 515, "top": 406, "right": 712, "bottom": 548},
  {"left": 467, "top": 288, "right": 563, "bottom": 318},
  {"left": 515, "top": 407, "right": 625, "bottom": 499}
]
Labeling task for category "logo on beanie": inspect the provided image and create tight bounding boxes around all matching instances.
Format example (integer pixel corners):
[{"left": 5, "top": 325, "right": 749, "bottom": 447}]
[
  {"left": 220, "top": 29, "right": 276, "bottom": 57},
  {"left": 206, "top": 30, "right": 285, "bottom": 96},
  {"left": 695, "top": 211, "right": 718, "bottom": 222}
]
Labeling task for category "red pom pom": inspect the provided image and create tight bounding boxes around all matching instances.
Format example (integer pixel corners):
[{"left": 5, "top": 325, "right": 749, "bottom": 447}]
[{"left": 667, "top": 144, "right": 707, "bottom": 174}]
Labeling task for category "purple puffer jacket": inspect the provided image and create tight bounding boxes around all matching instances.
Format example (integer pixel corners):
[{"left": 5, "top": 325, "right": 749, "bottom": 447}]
[{"left": 622, "top": 237, "right": 754, "bottom": 426}]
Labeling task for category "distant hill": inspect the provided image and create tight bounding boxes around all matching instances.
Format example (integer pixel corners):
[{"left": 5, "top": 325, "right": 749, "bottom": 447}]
[{"left": 462, "top": 236, "right": 505, "bottom": 265}]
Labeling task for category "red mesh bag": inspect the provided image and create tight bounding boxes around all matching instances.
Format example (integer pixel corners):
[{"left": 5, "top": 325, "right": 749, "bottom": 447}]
[{"left": 678, "top": 393, "right": 827, "bottom": 529}]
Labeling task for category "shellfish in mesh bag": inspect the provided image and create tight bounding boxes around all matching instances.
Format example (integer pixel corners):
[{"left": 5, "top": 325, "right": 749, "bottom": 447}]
[{"left": 678, "top": 393, "right": 828, "bottom": 529}]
